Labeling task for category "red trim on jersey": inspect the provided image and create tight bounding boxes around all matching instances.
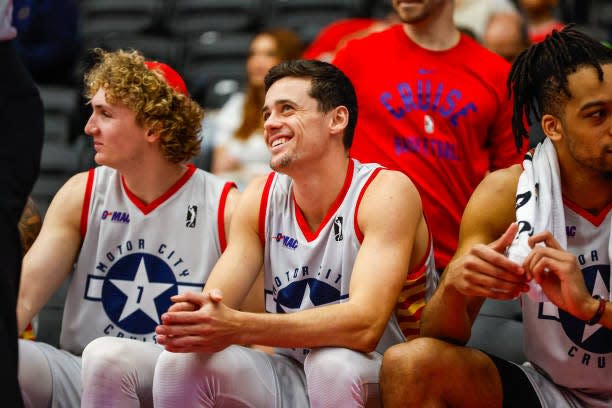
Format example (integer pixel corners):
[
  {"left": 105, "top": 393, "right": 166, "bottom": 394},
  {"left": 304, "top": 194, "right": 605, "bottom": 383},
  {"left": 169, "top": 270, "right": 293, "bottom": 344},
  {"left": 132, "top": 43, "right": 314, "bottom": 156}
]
[
  {"left": 122, "top": 164, "right": 196, "bottom": 215},
  {"left": 80, "top": 168, "right": 95, "bottom": 239},
  {"left": 295, "top": 159, "right": 354, "bottom": 242},
  {"left": 410, "top": 215, "right": 434, "bottom": 274},
  {"left": 563, "top": 196, "right": 612, "bottom": 227},
  {"left": 259, "top": 172, "right": 276, "bottom": 247},
  {"left": 217, "top": 182, "right": 236, "bottom": 252},
  {"left": 353, "top": 167, "right": 383, "bottom": 243}
]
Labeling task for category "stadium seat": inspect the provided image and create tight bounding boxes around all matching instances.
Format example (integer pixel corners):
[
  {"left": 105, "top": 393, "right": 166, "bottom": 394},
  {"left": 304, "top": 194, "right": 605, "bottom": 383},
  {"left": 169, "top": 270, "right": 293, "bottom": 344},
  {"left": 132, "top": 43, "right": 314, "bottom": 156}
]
[
  {"left": 38, "top": 85, "right": 80, "bottom": 144},
  {"left": 166, "top": 0, "right": 263, "bottom": 38},
  {"left": 467, "top": 298, "right": 526, "bottom": 363},
  {"left": 80, "top": 0, "right": 165, "bottom": 40},
  {"left": 263, "top": 0, "right": 368, "bottom": 44},
  {"left": 183, "top": 32, "right": 251, "bottom": 107}
]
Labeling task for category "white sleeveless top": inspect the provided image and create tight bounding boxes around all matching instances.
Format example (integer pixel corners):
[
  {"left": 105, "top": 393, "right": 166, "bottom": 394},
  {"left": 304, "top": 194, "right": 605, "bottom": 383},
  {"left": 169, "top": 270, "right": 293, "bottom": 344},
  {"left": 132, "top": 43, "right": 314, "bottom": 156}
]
[
  {"left": 260, "top": 159, "right": 435, "bottom": 363},
  {"left": 521, "top": 200, "right": 612, "bottom": 401},
  {"left": 60, "top": 165, "right": 234, "bottom": 354}
]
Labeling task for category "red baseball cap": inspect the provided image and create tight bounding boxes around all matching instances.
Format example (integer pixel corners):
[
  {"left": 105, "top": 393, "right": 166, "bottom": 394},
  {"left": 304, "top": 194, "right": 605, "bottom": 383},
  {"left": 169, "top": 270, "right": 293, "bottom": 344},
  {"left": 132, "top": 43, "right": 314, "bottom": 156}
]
[{"left": 144, "top": 61, "right": 188, "bottom": 95}]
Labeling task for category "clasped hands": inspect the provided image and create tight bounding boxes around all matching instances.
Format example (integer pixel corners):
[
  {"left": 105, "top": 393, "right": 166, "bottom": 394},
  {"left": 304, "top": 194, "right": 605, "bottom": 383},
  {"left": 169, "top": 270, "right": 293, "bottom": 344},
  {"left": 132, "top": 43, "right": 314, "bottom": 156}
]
[{"left": 155, "top": 288, "right": 240, "bottom": 353}]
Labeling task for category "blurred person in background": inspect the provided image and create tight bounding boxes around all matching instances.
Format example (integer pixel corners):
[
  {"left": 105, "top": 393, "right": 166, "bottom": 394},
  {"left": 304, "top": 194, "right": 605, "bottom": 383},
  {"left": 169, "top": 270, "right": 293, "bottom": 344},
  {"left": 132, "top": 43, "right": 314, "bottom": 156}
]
[
  {"left": 454, "top": 0, "right": 518, "bottom": 42},
  {"left": 519, "top": 0, "right": 564, "bottom": 43},
  {"left": 12, "top": 0, "right": 80, "bottom": 84},
  {"left": 303, "top": 5, "right": 400, "bottom": 63},
  {"left": 210, "top": 28, "right": 303, "bottom": 189},
  {"left": 483, "top": 11, "right": 531, "bottom": 63}
]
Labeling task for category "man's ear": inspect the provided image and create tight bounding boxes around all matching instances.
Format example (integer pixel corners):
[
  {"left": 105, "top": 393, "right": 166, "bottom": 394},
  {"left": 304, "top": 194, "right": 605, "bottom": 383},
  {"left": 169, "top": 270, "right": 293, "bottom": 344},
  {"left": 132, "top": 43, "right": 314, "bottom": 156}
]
[
  {"left": 541, "top": 113, "right": 563, "bottom": 142},
  {"left": 329, "top": 106, "right": 349, "bottom": 136},
  {"left": 145, "top": 127, "right": 161, "bottom": 143}
]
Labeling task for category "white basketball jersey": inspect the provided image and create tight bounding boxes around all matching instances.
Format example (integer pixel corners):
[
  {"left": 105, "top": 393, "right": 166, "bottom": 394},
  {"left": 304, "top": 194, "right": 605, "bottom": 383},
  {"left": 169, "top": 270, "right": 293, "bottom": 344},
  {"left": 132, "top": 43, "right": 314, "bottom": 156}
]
[
  {"left": 60, "top": 165, "right": 234, "bottom": 355},
  {"left": 521, "top": 200, "right": 612, "bottom": 402},
  {"left": 261, "top": 159, "right": 434, "bottom": 363}
]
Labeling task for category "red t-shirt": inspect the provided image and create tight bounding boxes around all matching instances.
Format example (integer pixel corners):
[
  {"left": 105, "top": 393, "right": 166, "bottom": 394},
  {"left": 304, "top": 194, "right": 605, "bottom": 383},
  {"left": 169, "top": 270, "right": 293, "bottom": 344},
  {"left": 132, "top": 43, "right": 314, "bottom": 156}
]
[
  {"left": 529, "top": 21, "right": 565, "bottom": 44},
  {"left": 333, "top": 25, "right": 524, "bottom": 270},
  {"left": 303, "top": 18, "right": 377, "bottom": 61}
]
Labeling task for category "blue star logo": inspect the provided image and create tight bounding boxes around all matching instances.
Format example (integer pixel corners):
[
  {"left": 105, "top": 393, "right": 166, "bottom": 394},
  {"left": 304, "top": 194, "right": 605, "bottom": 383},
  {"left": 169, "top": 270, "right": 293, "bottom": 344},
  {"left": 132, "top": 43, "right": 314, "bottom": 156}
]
[
  {"left": 554, "top": 265, "right": 611, "bottom": 354},
  {"left": 101, "top": 253, "right": 177, "bottom": 334}
]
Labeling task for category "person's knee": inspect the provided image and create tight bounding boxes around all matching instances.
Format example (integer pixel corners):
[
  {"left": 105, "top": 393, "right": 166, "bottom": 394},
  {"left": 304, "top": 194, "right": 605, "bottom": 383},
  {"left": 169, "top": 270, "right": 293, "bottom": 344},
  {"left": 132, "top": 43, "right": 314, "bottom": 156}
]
[
  {"left": 306, "top": 348, "right": 362, "bottom": 381},
  {"left": 154, "top": 349, "right": 229, "bottom": 392},
  {"left": 82, "top": 337, "right": 137, "bottom": 378},
  {"left": 305, "top": 347, "right": 377, "bottom": 404},
  {"left": 154, "top": 349, "right": 237, "bottom": 404},
  {"left": 382, "top": 338, "right": 452, "bottom": 385}
]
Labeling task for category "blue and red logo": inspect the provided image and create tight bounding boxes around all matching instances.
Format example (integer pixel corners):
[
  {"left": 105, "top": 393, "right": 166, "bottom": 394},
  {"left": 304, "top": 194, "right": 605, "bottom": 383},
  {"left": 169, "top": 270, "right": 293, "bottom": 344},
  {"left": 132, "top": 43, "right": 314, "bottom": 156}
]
[
  {"left": 101, "top": 210, "right": 130, "bottom": 224},
  {"left": 273, "top": 233, "right": 298, "bottom": 250}
]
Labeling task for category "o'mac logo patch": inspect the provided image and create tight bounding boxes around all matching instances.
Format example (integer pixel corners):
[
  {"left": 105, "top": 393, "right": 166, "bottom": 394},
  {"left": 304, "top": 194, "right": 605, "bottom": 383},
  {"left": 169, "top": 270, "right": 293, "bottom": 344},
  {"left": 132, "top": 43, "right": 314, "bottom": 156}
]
[
  {"left": 101, "top": 210, "right": 130, "bottom": 224},
  {"left": 273, "top": 233, "right": 298, "bottom": 250}
]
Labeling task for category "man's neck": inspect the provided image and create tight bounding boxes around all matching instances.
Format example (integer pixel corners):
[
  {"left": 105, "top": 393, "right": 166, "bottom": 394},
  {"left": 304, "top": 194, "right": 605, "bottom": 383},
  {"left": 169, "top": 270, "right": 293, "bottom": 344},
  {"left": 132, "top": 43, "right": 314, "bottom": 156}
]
[
  {"left": 559, "top": 162, "right": 612, "bottom": 215},
  {"left": 291, "top": 156, "right": 351, "bottom": 232},
  {"left": 402, "top": 3, "right": 461, "bottom": 51},
  {"left": 120, "top": 160, "right": 188, "bottom": 206}
]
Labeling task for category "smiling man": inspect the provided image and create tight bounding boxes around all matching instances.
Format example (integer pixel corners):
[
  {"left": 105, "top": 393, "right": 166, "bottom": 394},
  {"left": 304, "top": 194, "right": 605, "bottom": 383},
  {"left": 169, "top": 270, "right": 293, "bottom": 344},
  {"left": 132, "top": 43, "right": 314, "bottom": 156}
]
[
  {"left": 152, "top": 60, "right": 437, "bottom": 408},
  {"left": 16, "top": 49, "right": 240, "bottom": 408},
  {"left": 381, "top": 27, "right": 612, "bottom": 408}
]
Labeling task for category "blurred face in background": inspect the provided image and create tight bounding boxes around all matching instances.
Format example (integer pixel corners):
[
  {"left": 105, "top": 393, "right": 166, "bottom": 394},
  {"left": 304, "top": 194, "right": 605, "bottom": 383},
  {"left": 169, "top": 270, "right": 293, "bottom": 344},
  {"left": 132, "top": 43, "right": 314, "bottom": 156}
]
[
  {"left": 392, "top": 0, "right": 446, "bottom": 24},
  {"left": 519, "top": 0, "right": 557, "bottom": 17},
  {"left": 247, "top": 34, "right": 280, "bottom": 87}
]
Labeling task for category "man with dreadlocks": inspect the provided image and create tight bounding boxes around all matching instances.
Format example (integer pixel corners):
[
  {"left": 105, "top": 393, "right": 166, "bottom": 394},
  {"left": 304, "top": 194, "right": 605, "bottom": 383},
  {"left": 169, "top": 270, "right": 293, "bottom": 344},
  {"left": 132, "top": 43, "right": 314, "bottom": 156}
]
[{"left": 379, "top": 26, "right": 612, "bottom": 408}]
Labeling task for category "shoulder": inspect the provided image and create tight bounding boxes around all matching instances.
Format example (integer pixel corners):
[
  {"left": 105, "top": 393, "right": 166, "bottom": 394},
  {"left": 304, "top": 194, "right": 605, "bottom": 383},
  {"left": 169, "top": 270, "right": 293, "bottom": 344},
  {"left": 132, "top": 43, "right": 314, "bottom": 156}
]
[
  {"left": 475, "top": 164, "right": 522, "bottom": 196},
  {"left": 333, "top": 25, "right": 401, "bottom": 61},
  {"left": 239, "top": 174, "right": 273, "bottom": 209},
  {"left": 44, "top": 170, "right": 90, "bottom": 228},
  {"left": 60, "top": 170, "right": 91, "bottom": 198},
  {"left": 466, "top": 165, "right": 522, "bottom": 213},
  {"left": 358, "top": 168, "right": 422, "bottom": 226},
  {"left": 366, "top": 168, "right": 419, "bottom": 200},
  {"left": 459, "top": 164, "right": 522, "bottom": 240}
]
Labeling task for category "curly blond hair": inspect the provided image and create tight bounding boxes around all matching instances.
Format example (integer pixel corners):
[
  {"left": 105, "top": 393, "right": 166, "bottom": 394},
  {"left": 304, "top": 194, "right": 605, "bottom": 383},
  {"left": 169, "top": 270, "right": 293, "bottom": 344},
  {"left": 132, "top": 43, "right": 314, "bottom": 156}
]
[{"left": 84, "top": 49, "right": 203, "bottom": 163}]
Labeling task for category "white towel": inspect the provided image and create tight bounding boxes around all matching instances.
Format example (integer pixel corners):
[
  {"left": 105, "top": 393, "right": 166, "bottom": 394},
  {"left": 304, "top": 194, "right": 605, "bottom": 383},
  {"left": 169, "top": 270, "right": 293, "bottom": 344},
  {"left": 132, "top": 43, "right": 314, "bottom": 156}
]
[
  {"left": 507, "top": 138, "right": 564, "bottom": 302},
  {"left": 507, "top": 138, "right": 612, "bottom": 303}
]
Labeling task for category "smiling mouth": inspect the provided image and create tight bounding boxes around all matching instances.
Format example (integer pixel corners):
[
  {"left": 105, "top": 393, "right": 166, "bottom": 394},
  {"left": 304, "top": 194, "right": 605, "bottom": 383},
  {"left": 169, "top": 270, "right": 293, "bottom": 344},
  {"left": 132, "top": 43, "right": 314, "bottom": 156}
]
[{"left": 271, "top": 137, "right": 288, "bottom": 148}]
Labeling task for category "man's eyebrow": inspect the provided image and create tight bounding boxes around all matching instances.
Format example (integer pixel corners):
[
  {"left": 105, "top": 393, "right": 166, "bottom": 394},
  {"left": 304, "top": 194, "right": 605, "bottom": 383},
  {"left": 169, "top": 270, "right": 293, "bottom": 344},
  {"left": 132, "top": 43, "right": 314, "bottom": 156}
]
[
  {"left": 90, "top": 101, "right": 111, "bottom": 110},
  {"left": 261, "top": 99, "right": 295, "bottom": 113},
  {"left": 579, "top": 99, "right": 611, "bottom": 111}
]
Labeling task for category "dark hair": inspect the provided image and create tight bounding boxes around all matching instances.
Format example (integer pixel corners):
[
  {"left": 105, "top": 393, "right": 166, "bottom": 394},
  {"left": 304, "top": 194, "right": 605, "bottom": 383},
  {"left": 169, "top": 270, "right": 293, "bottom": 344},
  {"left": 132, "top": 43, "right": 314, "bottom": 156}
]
[
  {"left": 508, "top": 25, "right": 612, "bottom": 150},
  {"left": 264, "top": 59, "right": 358, "bottom": 149}
]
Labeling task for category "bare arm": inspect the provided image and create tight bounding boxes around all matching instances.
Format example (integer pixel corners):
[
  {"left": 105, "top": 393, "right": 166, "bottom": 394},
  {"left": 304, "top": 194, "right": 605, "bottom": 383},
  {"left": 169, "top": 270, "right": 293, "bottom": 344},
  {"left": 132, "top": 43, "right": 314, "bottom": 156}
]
[
  {"left": 420, "top": 165, "right": 528, "bottom": 344},
  {"left": 158, "top": 170, "right": 423, "bottom": 353},
  {"left": 221, "top": 186, "right": 264, "bottom": 313},
  {"left": 17, "top": 172, "right": 87, "bottom": 334}
]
